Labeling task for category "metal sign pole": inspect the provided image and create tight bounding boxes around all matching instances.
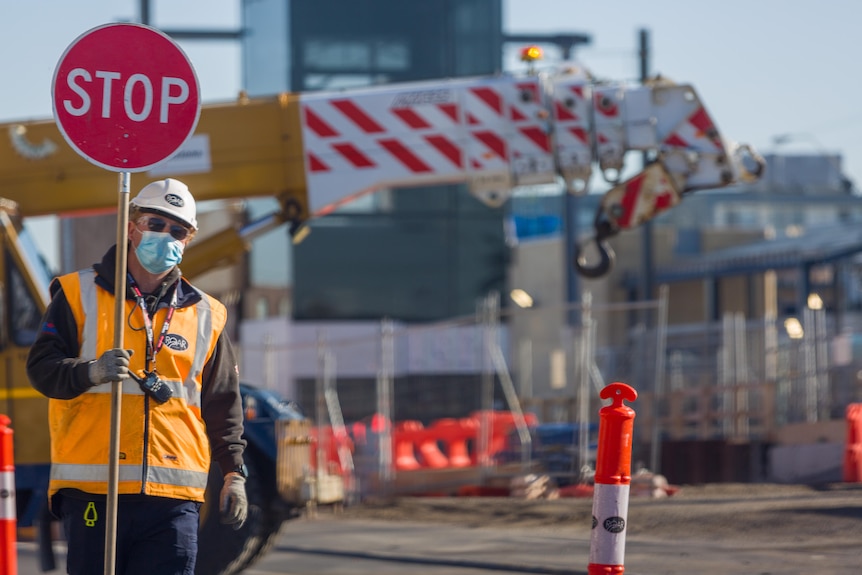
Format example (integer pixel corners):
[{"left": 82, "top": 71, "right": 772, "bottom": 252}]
[{"left": 105, "top": 171, "right": 130, "bottom": 575}]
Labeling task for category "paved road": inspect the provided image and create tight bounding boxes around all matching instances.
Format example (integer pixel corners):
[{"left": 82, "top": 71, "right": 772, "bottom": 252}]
[
  {"left": 14, "top": 516, "right": 861, "bottom": 574},
  {"left": 249, "top": 518, "right": 860, "bottom": 575},
  {"left": 16, "top": 539, "right": 65, "bottom": 574}
]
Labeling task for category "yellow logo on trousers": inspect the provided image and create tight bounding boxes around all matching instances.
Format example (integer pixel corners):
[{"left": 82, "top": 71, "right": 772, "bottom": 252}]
[{"left": 84, "top": 502, "right": 98, "bottom": 527}]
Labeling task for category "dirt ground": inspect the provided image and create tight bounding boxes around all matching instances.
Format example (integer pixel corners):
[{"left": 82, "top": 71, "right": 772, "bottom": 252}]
[{"left": 341, "top": 482, "right": 862, "bottom": 545}]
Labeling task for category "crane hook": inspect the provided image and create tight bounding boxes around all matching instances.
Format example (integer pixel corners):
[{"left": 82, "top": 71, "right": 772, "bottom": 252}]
[
  {"left": 572, "top": 216, "right": 617, "bottom": 278},
  {"left": 573, "top": 236, "right": 615, "bottom": 278}
]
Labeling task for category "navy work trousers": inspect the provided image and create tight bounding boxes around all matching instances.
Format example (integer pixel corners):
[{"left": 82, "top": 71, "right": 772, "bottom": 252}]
[{"left": 57, "top": 494, "right": 201, "bottom": 575}]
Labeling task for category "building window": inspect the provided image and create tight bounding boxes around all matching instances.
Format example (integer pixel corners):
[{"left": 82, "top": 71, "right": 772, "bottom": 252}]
[
  {"left": 304, "top": 74, "right": 389, "bottom": 91},
  {"left": 376, "top": 41, "right": 409, "bottom": 70},
  {"left": 304, "top": 40, "right": 371, "bottom": 69},
  {"left": 303, "top": 38, "right": 410, "bottom": 72}
]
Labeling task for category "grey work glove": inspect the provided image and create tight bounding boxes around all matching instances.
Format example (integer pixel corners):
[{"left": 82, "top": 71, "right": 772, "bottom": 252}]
[
  {"left": 220, "top": 473, "right": 248, "bottom": 530},
  {"left": 88, "top": 348, "right": 133, "bottom": 384}
]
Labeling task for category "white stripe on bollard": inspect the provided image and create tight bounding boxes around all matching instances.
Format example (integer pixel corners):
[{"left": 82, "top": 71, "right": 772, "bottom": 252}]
[
  {"left": 0, "top": 470, "right": 15, "bottom": 520},
  {"left": 589, "top": 483, "right": 629, "bottom": 566}
]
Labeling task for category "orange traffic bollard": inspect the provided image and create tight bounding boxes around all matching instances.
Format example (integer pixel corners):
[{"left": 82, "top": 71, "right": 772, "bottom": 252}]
[
  {"left": 0, "top": 415, "right": 16, "bottom": 575},
  {"left": 843, "top": 403, "right": 862, "bottom": 482},
  {"left": 588, "top": 383, "right": 637, "bottom": 575}
]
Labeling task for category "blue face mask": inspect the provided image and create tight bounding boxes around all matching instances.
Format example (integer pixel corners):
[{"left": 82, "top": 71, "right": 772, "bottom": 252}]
[{"left": 135, "top": 231, "right": 185, "bottom": 274}]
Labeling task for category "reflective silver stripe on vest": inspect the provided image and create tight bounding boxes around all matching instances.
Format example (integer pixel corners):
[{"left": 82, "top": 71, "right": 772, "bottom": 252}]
[
  {"left": 78, "top": 269, "right": 98, "bottom": 361},
  {"left": 51, "top": 463, "right": 140, "bottom": 483},
  {"left": 51, "top": 463, "right": 208, "bottom": 490},
  {"left": 148, "top": 465, "right": 208, "bottom": 489},
  {"left": 186, "top": 290, "right": 214, "bottom": 409},
  {"left": 87, "top": 378, "right": 185, "bottom": 399}
]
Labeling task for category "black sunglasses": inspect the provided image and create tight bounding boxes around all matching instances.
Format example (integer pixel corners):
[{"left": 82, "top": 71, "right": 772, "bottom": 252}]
[{"left": 138, "top": 216, "right": 192, "bottom": 241}]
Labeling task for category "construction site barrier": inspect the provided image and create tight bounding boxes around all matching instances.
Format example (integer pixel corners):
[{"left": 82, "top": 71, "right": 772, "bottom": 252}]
[
  {"left": 309, "top": 425, "right": 354, "bottom": 475},
  {"left": 392, "top": 421, "right": 422, "bottom": 471},
  {"left": 348, "top": 411, "right": 538, "bottom": 473},
  {"left": 470, "top": 410, "right": 538, "bottom": 464},
  {"left": 589, "top": 383, "right": 637, "bottom": 575},
  {"left": 392, "top": 421, "right": 448, "bottom": 470},
  {"left": 428, "top": 418, "right": 477, "bottom": 468},
  {"left": 0, "top": 415, "right": 16, "bottom": 575},
  {"left": 405, "top": 411, "right": 541, "bottom": 471},
  {"left": 843, "top": 403, "right": 862, "bottom": 482}
]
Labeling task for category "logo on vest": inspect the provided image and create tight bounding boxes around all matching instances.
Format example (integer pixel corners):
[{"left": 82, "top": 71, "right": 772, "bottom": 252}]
[{"left": 164, "top": 334, "right": 189, "bottom": 351}]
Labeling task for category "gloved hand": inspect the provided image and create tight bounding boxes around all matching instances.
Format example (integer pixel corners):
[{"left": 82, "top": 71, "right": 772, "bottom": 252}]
[
  {"left": 88, "top": 348, "right": 133, "bottom": 384},
  {"left": 220, "top": 472, "right": 248, "bottom": 530}
]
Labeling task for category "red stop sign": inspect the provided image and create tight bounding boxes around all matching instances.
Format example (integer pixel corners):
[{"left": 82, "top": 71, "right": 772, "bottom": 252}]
[{"left": 52, "top": 23, "right": 200, "bottom": 172}]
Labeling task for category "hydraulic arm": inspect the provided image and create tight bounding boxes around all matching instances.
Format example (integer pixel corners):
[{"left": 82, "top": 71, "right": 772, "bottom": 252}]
[{"left": 0, "top": 67, "right": 763, "bottom": 280}]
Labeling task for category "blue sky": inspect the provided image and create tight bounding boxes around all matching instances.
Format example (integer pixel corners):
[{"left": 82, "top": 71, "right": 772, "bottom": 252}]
[
  {"left": 2, "top": 1, "right": 857, "bottom": 168},
  {"left": 1, "top": 1, "right": 859, "bottom": 265}
]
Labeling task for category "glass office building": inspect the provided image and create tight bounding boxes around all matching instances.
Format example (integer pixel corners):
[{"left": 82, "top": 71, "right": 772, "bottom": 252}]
[
  {"left": 241, "top": 0, "right": 507, "bottom": 321},
  {"left": 242, "top": 0, "right": 502, "bottom": 95}
]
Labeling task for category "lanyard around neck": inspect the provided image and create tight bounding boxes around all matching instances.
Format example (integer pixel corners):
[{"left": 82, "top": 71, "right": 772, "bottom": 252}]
[{"left": 127, "top": 273, "right": 179, "bottom": 369}]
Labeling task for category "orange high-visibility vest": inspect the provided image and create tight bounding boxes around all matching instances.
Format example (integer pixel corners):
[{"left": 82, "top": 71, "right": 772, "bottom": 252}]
[{"left": 48, "top": 269, "right": 226, "bottom": 502}]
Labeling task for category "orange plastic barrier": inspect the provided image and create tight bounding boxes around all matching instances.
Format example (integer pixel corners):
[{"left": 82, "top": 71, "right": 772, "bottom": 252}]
[
  {"left": 379, "top": 410, "right": 543, "bottom": 471},
  {"left": 844, "top": 444, "right": 862, "bottom": 483},
  {"left": 417, "top": 435, "right": 449, "bottom": 469},
  {"left": 429, "top": 418, "right": 478, "bottom": 467},
  {"left": 326, "top": 410, "right": 542, "bottom": 474},
  {"left": 588, "top": 383, "right": 637, "bottom": 575},
  {"left": 368, "top": 413, "right": 390, "bottom": 433},
  {"left": 309, "top": 425, "right": 354, "bottom": 474},
  {"left": 843, "top": 404, "right": 862, "bottom": 483},
  {"left": 0, "top": 415, "right": 16, "bottom": 575},
  {"left": 393, "top": 421, "right": 450, "bottom": 470},
  {"left": 393, "top": 421, "right": 423, "bottom": 470},
  {"left": 351, "top": 421, "right": 367, "bottom": 447},
  {"left": 470, "top": 410, "right": 539, "bottom": 461}
]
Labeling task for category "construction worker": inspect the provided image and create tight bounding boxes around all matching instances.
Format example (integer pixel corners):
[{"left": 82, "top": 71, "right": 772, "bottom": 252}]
[{"left": 26, "top": 178, "right": 248, "bottom": 574}]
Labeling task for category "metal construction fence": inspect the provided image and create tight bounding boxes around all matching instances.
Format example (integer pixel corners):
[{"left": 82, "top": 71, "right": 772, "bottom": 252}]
[{"left": 240, "top": 289, "right": 862, "bottom": 494}]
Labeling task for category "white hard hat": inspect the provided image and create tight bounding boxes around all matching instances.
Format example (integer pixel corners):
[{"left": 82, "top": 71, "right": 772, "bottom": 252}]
[{"left": 131, "top": 178, "right": 198, "bottom": 230}]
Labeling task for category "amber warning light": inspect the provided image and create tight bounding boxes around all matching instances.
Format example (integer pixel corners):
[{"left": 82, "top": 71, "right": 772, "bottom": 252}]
[{"left": 520, "top": 45, "right": 544, "bottom": 62}]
